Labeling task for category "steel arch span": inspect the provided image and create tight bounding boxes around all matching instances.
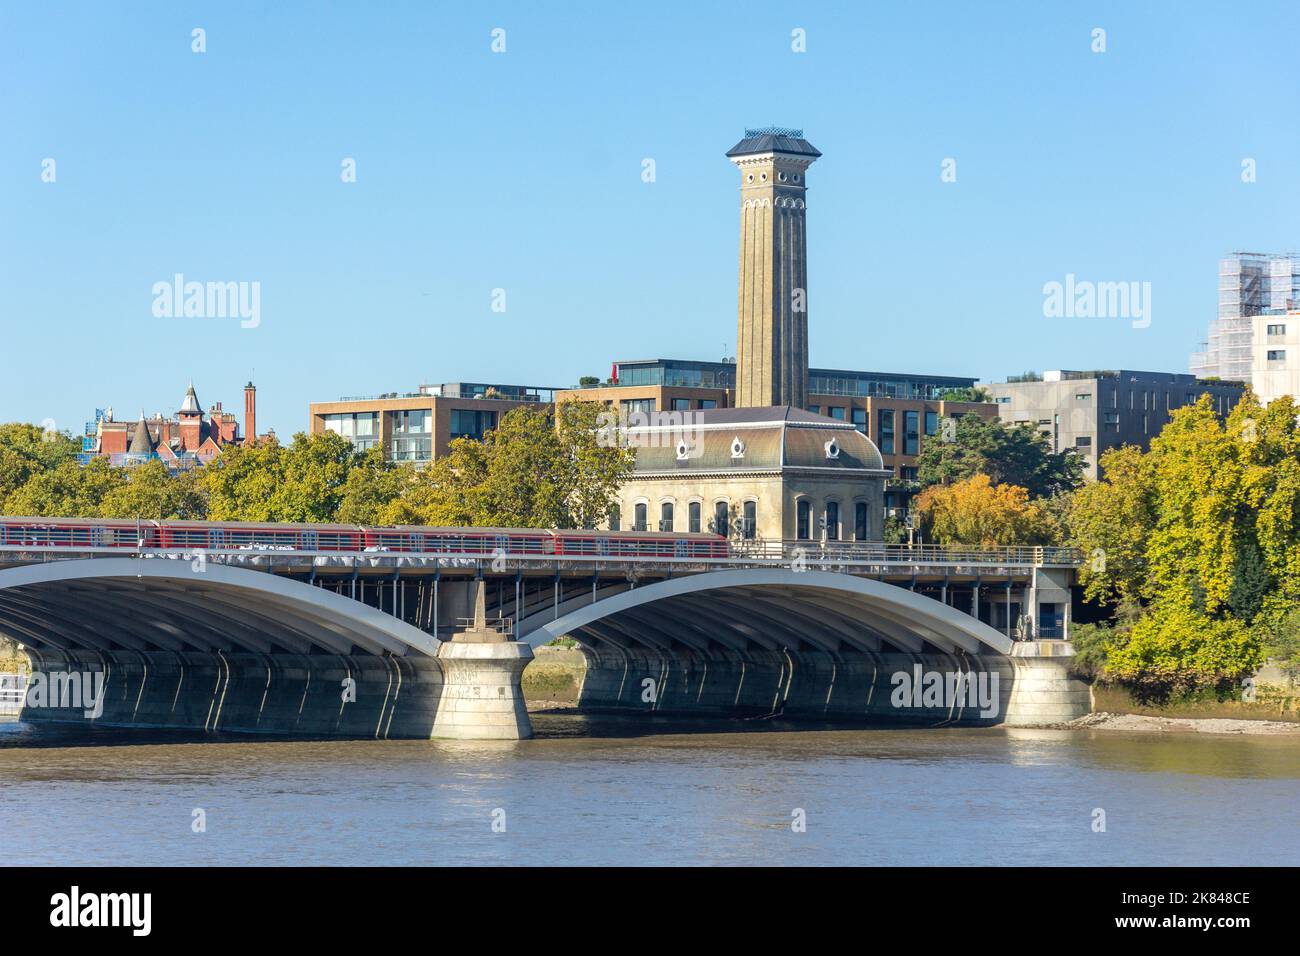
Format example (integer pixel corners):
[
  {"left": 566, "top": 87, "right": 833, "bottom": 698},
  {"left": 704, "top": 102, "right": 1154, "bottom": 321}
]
[
  {"left": 0, "top": 557, "right": 440, "bottom": 658},
  {"left": 523, "top": 568, "right": 1015, "bottom": 657}
]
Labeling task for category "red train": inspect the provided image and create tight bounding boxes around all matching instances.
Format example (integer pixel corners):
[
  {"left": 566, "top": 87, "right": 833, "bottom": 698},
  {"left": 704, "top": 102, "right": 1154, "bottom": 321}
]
[{"left": 0, "top": 517, "right": 731, "bottom": 559}]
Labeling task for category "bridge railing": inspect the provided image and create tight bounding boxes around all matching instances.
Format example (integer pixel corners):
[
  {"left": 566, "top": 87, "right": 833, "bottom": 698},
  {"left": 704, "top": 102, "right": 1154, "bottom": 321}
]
[
  {"left": 730, "top": 540, "right": 1082, "bottom": 567},
  {"left": 0, "top": 518, "right": 1083, "bottom": 569}
]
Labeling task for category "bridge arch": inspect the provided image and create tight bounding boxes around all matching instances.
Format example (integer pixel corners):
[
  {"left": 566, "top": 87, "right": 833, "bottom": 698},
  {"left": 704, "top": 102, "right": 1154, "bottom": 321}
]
[
  {"left": 0, "top": 558, "right": 440, "bottom": 658},
  {"left": 522, "top": 568, "right": 1014, "bottom": 657}
]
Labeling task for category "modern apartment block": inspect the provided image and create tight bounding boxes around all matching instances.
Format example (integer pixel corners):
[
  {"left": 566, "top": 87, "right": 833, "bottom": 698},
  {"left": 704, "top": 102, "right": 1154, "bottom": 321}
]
[
  {"left": 987, "top": 370, "right": 1244, "bottom": 479},
  {"left": 558, "top": 358, "right": 997, "bottom": 511},
  {"left": 1192, "top": 252, "right": 1300, "bottom": 383},
  {"left": 308, "top": 381, "right": 558, "bottom": 465},
  {"left": 1251, "top": 310, "right": 1300, "bottom": 405}
]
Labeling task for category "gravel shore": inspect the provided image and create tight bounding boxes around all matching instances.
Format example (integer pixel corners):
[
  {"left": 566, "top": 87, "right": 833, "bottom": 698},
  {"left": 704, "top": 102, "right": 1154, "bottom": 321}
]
[{"left": 1068, "top": 711, "right": 1300, "bottom": 735}]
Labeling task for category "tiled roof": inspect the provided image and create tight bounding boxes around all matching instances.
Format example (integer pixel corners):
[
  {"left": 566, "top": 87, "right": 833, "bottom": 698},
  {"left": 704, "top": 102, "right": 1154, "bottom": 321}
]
[
  {"left": 726, "top": 130, "right": 821, "bottom": 158},
  {"left": 623, "top": 405, "right": 886, "bottom": 474}
]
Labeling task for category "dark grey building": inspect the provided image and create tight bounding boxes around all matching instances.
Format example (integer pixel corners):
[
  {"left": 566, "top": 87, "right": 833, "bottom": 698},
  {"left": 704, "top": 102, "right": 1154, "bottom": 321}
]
[{"left": 986, "top": 370, "right": 1244, "bottom": 479}]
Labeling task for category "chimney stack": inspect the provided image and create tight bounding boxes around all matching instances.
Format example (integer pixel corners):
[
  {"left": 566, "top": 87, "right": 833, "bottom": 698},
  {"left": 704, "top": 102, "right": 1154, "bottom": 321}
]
[{"left": 244, "top": 382, "right": 257, "bottom": 447}]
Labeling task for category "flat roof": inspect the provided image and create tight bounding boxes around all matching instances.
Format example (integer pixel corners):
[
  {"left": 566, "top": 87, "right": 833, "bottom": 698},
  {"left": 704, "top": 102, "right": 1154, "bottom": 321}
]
[{"left": 614, "top": 357, "right": 978, "bottom": 385}]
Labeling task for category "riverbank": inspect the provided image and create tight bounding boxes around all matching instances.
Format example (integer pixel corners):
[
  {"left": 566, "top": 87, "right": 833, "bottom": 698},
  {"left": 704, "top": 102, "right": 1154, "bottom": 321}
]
[
  {"left": 521, "top": 646, "right": 583, "bottom": 709},
  {"left": 1068, "top": 711, "right": 1300, "bottom": 735}
]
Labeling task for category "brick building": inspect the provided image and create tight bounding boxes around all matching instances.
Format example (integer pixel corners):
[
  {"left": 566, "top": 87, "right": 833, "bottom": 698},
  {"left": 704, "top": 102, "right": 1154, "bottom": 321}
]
[{"left": 82, "top": 382, "right": 259, "bottom": 470}]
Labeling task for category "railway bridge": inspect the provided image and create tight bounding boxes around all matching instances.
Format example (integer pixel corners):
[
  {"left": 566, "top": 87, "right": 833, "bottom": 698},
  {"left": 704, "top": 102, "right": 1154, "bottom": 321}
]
[{"left": 0, "top": 518, "right": 1090, "bottom": 738}]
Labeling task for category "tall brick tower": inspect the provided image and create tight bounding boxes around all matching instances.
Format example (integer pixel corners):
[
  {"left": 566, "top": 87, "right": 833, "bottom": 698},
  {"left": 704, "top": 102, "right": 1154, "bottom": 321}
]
[
  {"left": 243, "top": 381, "right": 257, "bottom": 447},
  {"left": 726, "top": 127, "right": 820, "bottom": 409}
]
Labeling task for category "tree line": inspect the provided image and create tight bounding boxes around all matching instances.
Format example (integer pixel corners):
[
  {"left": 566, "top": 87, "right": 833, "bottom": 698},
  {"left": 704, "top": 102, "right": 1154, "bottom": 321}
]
[{"left": 0, "top": 403, "right": 633, "bottom": 530}]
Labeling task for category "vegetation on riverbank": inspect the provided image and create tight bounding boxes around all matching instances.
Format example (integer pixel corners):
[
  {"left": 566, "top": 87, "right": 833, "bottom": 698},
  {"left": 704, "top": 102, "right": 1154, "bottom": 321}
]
[
  {"left": 1063, "top": 394, "right": 1300, "bottom": 702},
  {"left": 521, "top": 648, "right": 584, "bottom": 705}
]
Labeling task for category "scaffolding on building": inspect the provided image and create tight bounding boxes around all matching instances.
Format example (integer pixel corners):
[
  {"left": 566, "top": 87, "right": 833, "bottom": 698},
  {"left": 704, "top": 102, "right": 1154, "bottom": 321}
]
[{"left": 1193, "top": 252, "right": 1300, "bottom": 383}]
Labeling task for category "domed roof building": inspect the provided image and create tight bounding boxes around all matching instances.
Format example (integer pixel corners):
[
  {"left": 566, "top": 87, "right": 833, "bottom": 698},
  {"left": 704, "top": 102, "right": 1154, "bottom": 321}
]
[{"left": 611, "top": 406, "right": 889, "bottom": 544}]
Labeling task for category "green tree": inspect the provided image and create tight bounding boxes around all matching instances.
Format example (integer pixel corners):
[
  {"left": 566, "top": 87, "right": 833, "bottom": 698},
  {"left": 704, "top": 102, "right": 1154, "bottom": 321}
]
[
  {"left": 206, "top": 432, "right": 362, "bottom": 523},
  {"left": 1066, "top": 393, "right": 1280, "bottom": 694},
  {"left": 203, "top": 438, "right": 287, "bottom": 521},
  {"left": 4, "top": 457, "right": 125, "bottom": 517},
  {"left": 1065, "top": 444, "right": 1154, "bottom": 607},
  {"left": 384, "top": 402, "right": 633, "bottom": 528},
  {"left": 270, "top": 432, "right": 361, "bottom": 522},
  {"left": 336, "top": 445, "right": 409, "bottom": 525},
  {"left": 0, "top": 423, "right": 82, "bottom": 509},
  {"left": 935, "top": 386, "right": 990, "bottom": 402},
  {"left": 100, "top": 460, "right": 209, "bottom": 520},
  {"left": 1106, "top": 603, "right": 1257, "bottom": 699},
  {"left": 915, "top": 413, "right": 1083, "bottom": 499}
]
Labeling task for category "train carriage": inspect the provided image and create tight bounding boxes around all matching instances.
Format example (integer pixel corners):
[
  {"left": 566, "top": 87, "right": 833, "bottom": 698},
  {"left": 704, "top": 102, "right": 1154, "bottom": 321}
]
[{"left": 0, "top": 517, "right": 730, "bottom": 560}]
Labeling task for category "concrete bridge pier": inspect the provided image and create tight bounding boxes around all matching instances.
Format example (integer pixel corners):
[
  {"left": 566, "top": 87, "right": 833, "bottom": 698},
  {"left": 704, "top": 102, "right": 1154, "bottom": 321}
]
[
  {"left": 1001, "top": 640, "right": 1091, "bottom": 726},
  {"left": 430, "top": 581, "right": 534, "bottom": 740}
]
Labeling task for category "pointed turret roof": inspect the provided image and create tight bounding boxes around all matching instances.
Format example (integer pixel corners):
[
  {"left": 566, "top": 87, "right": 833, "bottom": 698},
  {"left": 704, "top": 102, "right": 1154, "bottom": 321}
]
[
  {"left": 179, "top": 382, "right": 203, "bottom": 416},
  {"left": 127, "top": 411, "right": 155, "bottom": 455}
]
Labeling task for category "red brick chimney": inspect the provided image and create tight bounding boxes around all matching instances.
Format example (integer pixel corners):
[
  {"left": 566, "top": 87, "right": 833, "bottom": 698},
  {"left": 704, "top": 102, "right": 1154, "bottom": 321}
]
[{"left": 244, "top": 382, "right": 256, "bottom": 447}]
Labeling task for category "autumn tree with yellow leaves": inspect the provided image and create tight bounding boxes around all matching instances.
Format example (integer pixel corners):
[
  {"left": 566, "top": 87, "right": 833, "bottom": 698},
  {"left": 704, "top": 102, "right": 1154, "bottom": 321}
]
[{"left": 913, "top": 474, "right": 1060, "bottom": 548}]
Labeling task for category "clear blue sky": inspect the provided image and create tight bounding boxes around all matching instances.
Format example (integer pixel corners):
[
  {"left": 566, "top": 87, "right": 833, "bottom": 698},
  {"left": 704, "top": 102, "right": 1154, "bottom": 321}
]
[{"left": 3, "top": 1, "right": 1298, "bottom": 437}]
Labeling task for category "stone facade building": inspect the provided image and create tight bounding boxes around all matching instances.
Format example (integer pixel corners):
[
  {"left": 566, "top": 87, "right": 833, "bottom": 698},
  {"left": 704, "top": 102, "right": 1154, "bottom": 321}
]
[{"left": 609, "top": 406, "right": 889, "bottom": 544}]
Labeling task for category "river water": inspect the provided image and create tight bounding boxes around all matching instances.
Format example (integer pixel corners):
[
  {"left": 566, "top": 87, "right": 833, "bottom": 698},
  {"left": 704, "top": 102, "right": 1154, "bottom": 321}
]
[{"left": 1, "top": 714, "right": 1297, "bottom": 866}]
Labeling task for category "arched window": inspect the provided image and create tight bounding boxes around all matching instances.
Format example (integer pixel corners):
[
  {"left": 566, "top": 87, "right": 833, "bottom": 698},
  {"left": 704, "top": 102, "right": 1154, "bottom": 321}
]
[
  {"left": 825, "top": 501, "right": 840, "bottom": 541},
  {"left": 713, "top": 500, "right": 729, "bottom": 536},
  {"left": 609, "top": 504, "right": 621, "bottom": 532},
  {"left": 634, "top": 502, "right": 647, "bottom": 532},
  {"left": 688, "top": 501, "right": 701, "bottom": 533},
  {"left": 743, "top": 500, "right": 757, "bottom": 540},
  {"left": 796, "top": 499, "right": 811, "bottom": 540},
  {"left": 659, "top": 501, "right": 674, "bottom": 532},
  {"left": 854, "top": 502, "right": 868, "bottom": 541}
]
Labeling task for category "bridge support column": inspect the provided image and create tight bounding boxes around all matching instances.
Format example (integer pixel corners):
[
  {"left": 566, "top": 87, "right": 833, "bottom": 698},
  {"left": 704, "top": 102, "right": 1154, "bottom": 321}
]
[
  {"left": 1001, "top": 640, "right": 1091, "bottom": 726},
  {"left": 430, "top": 581, "right": 534, "bottom": 741}
]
